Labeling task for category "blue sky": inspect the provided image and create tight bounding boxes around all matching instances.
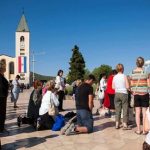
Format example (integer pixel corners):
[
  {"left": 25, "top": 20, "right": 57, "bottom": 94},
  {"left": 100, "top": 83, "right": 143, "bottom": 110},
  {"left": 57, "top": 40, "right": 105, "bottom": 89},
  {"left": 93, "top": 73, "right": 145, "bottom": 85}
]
[{"left": 0, "top": 0, "right": 150, "bottom": 76}]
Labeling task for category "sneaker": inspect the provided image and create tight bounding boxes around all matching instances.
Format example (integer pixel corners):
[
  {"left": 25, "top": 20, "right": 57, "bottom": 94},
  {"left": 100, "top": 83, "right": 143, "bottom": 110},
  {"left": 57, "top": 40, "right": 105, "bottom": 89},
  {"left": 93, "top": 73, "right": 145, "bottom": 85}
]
[
  {"left": 65, "top": 123, "right": 76, "bottom": 136},
  {"left": 61, "top": 123, "right": 71, "bottom": 135},
  {"left": 61, "top": 116, "right": 76, "bottom": 135}
]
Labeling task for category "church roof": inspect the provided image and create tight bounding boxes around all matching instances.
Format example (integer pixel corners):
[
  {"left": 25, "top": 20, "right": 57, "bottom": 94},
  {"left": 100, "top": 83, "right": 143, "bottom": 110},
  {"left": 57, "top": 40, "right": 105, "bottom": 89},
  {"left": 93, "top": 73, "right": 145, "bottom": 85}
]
[
  {"left": 0, "top": 54, "right": 15, "bottom": 58},
  {"left": 16, "top": 14, "right": 29, "bottom": 32}
]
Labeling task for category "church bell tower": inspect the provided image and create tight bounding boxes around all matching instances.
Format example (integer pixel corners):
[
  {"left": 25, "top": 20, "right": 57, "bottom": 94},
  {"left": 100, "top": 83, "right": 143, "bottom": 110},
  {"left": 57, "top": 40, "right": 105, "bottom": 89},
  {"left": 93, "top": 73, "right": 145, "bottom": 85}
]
[{"left": 16, "top": 13, "right": 30, "bottom": 84}]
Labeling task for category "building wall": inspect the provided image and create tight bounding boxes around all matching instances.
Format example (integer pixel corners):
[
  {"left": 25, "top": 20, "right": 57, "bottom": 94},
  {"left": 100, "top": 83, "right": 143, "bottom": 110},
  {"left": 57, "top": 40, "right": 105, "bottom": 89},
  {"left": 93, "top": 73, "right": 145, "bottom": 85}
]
[
  {"left": 0, "top": 15, "right": 30, "bottom": 84},
  {"left": 0, "top": 31, "right": 30, "bottom": 84},
  {"left": 0, "top": 55, "right": 16, "bottom": 81}
]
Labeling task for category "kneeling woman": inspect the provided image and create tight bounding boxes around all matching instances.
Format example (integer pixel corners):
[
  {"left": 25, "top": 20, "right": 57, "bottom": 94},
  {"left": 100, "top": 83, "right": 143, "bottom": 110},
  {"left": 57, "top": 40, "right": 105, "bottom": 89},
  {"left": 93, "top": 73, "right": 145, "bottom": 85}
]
[
  {"left": 27, "top": 80, "right": 43, "bottom": 122},
  {"left": 38, "top": 80, "right": 59, "bottom": 130}
]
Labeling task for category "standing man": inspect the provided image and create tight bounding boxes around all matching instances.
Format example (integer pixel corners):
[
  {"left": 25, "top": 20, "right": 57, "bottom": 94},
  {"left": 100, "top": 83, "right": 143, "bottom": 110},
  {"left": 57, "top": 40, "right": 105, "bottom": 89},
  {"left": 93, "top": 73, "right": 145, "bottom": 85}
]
[
  {"left": 0, "top": 60, "right": 9, "bottom": 133},
  {"left": 12, "top": 75, "right": 20, "bottom": 108},
  {"left": 65, "top": 74, "right": 96, "bottom": 135}
]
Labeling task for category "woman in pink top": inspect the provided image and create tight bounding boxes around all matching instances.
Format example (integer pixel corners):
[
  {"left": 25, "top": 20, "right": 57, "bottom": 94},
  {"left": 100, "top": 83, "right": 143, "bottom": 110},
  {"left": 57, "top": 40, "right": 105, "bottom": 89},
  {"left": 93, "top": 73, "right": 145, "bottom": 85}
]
[{"left": 42, "top": 86, "right": 47, "bottom": 96}]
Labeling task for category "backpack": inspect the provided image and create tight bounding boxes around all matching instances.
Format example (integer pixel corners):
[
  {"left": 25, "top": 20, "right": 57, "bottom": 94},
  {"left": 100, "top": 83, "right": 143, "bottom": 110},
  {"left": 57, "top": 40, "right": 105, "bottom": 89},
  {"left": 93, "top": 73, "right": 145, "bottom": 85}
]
[{"left": 52, "top": 114, "right": 65, "bottom": 131}]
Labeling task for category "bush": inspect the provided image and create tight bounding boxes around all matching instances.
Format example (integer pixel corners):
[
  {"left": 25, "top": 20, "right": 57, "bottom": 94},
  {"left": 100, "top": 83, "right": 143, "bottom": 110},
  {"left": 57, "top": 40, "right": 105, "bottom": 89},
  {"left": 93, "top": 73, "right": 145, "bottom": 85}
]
[
  {"left": 65, "top": 86, "right": 73, "bottom": 95},
  {"left": 65, "top": 84, "right": 97, "bottom": 96}
]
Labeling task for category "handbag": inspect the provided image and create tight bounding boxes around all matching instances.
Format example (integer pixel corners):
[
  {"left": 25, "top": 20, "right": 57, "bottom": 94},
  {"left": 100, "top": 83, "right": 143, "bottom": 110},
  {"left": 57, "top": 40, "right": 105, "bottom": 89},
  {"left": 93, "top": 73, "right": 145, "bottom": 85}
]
[
  {"left": 130, "top": 94, "right": 134, "bottom": 108},
  {"left": 48, "top": 96, "right": 59, "bottom": 116},
  {"left": 130, "top": 70, "right": 143, "bottom": 107},
  {"left": 98, "top": 90, "right": 104, "bottom": 99}
]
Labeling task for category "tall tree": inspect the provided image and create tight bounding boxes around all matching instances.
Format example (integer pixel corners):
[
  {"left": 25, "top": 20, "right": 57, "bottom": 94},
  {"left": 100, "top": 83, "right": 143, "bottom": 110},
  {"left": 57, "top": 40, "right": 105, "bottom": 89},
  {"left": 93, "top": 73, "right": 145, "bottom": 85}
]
[{"left": 67, "top": 45, "right": 85, "bottom": 83}]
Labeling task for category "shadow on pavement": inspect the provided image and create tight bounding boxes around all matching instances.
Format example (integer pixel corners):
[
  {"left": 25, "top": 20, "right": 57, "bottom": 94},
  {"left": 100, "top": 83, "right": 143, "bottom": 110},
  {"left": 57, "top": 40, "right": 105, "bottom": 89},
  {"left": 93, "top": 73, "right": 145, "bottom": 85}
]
[
  {"left": 93, "top": 121, "right": 115, "bottom": 132},
  {"left": 2, "top": 134, "right": 59, "bottom": 150}
]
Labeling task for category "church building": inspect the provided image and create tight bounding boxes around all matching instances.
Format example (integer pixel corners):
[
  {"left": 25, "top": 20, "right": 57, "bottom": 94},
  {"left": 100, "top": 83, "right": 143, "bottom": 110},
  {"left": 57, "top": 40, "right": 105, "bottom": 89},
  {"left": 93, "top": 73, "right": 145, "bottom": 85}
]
[{"left": 0, "top": 13, "right": 30, "bottom": 84}]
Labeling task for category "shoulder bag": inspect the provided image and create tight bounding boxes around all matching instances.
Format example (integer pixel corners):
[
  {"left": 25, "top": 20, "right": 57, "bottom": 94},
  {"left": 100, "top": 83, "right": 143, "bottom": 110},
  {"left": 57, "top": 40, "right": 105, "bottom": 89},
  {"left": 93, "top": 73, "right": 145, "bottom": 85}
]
[{"left": 48, "top": 94, "right": 59, "bottom": 116}]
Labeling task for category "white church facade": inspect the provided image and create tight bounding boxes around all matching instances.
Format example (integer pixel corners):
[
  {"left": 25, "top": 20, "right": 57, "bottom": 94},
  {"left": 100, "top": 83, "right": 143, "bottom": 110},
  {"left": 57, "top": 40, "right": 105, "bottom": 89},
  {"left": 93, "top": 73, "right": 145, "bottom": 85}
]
[{"left": 0, "top": 14, "right": 30, "bottom": 84}]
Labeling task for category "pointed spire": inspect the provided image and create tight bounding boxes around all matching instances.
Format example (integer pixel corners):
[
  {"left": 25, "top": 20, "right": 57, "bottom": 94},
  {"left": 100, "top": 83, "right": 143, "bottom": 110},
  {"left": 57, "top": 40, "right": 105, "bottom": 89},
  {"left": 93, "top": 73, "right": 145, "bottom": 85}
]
[
  {"left": 22, "top": 7, "right": 24, "bottom": 14},
  {"left": 16, "top": 13, "right": 29, "bottom": 32}
]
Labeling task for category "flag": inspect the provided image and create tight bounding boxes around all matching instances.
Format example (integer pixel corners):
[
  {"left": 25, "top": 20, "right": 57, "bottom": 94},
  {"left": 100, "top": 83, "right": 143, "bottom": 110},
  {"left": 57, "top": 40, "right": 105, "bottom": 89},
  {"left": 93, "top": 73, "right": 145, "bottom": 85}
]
[{"left": 18, "top": 56, "right": 27, "bottom": 73}]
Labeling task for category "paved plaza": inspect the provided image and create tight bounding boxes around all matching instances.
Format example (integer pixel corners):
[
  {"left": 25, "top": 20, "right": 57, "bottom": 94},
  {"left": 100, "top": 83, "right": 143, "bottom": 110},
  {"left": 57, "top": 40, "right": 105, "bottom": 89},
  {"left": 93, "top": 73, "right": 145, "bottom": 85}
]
[{"left": 1, "top": 88, "right": 145, "bottom": 150}]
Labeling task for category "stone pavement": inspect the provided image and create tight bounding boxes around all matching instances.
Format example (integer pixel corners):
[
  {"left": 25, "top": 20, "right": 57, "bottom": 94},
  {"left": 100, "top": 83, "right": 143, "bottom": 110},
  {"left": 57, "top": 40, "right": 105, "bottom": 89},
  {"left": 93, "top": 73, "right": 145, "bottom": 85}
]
[{"left": 1, "top": 88, "right": 145, "bottom": 150}]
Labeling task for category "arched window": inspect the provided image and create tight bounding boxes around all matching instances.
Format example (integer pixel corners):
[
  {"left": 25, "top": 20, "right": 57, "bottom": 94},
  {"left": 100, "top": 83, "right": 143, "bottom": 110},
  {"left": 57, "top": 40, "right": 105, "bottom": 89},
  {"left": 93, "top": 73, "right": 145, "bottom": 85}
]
[
  {"left": 1, "top": 59, "right": 6, "bottom": 64},
  {"left": 20, "top": 36, "right": 25, "bottom": 42},
  {"left": 9, "top": 62, "right": 14, "bottom": 74}
]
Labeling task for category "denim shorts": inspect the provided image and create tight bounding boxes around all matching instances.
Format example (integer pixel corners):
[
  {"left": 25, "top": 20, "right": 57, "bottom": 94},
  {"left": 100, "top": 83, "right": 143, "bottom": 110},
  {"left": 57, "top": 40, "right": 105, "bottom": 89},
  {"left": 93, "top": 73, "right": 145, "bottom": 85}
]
[{"left": 76, "top": 109, "right": 93, "bottom": 133}]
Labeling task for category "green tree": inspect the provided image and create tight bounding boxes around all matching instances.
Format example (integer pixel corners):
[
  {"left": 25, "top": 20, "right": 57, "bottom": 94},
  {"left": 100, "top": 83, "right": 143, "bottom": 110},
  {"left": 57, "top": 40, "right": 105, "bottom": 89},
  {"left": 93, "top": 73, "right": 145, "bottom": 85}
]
[
  {"left": 67, "top": 45, "right": 85, "bottom": 83},
  {"left": 84, "top": 68, "right": 91, "bottom": 80},
  {"left": 92, "top": 64, "right": 112, "bottom": 82}
]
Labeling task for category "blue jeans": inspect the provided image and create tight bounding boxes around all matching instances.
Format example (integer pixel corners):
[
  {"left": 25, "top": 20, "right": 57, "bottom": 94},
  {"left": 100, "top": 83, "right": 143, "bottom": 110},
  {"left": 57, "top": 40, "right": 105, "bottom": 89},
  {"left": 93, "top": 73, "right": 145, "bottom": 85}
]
[{"left": 77, "top": 109, "right": 93, "bottom": 133}]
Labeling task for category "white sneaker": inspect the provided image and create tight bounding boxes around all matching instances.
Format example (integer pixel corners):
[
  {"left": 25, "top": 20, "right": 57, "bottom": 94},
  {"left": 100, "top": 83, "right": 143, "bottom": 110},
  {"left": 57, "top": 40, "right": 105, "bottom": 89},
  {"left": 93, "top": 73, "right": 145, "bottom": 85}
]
[
  {"left": 65, "top": 123, "right": 76, "bottom": 136},
  {"left": 61, "top": 123, "right": 71, "bottom": 135}
]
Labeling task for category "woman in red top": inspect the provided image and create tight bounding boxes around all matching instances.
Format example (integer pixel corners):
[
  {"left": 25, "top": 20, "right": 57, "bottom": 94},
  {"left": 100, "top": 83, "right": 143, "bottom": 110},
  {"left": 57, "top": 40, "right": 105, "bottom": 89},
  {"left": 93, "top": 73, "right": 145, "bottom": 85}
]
[{"left": 105, "top": 70, "right": 117, "bottom": 116}]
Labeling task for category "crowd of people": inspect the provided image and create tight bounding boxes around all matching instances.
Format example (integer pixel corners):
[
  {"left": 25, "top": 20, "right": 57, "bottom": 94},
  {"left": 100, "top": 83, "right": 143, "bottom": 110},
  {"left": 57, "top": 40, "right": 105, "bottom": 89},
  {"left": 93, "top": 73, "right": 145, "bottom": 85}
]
[
  {"left": 95, "top": 57, "right": 150, "bottom": 149},
  {"left": 0, "top": 56, "right": 150, "bottom": 149}
]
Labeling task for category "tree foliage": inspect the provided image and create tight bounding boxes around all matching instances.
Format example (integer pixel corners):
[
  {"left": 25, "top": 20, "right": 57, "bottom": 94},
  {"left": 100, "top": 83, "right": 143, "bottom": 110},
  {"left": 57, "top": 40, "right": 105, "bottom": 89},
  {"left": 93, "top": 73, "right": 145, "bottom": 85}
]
[
  {"left": 84, "top": 68, "right": 91, "bottom": 80},
  {"left": 92, "top": 64, "right": 112, "bottom": 82},
  {"left": 67, "top": 45, "right": 85, "bottom": 83}
]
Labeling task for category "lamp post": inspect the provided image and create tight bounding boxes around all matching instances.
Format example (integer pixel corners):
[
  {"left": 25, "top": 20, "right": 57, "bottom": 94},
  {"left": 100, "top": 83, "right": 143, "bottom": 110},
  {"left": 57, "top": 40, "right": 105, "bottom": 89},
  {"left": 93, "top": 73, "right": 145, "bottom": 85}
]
[
  {"left": 32, "top": 51, "right": 35, "bottom": 82},
  {"left": 30, "top": 51, "right": 45, "bottom": 82}
]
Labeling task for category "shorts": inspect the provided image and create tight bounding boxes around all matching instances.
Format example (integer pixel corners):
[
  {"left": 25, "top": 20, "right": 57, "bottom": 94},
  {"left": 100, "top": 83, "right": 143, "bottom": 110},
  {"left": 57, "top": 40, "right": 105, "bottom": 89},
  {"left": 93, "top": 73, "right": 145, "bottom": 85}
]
[
  {"left": 134, "top": 93, "right": 149, "bottom": 107},
  {"left": 77, "top": 109, "right": 93, "bottom": 133}
]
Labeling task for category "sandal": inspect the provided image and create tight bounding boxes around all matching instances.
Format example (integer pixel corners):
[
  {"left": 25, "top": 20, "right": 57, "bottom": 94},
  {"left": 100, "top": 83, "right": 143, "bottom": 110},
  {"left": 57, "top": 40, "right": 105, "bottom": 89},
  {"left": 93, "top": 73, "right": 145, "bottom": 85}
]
[
  {"left": 115, "top": 126, "right": 120, "bottom": 129},
  {"left": 135, "top": 131, "right": 141, "bottom": 135},
  {"left": 142, "top": 132, "right": 148, "bottom": 135},
  {"left": 123, "top": 126, "right": 132, "bottom": 130},
  {"left": 115, "top": 122, "right": 120, "bottom": 129}
]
